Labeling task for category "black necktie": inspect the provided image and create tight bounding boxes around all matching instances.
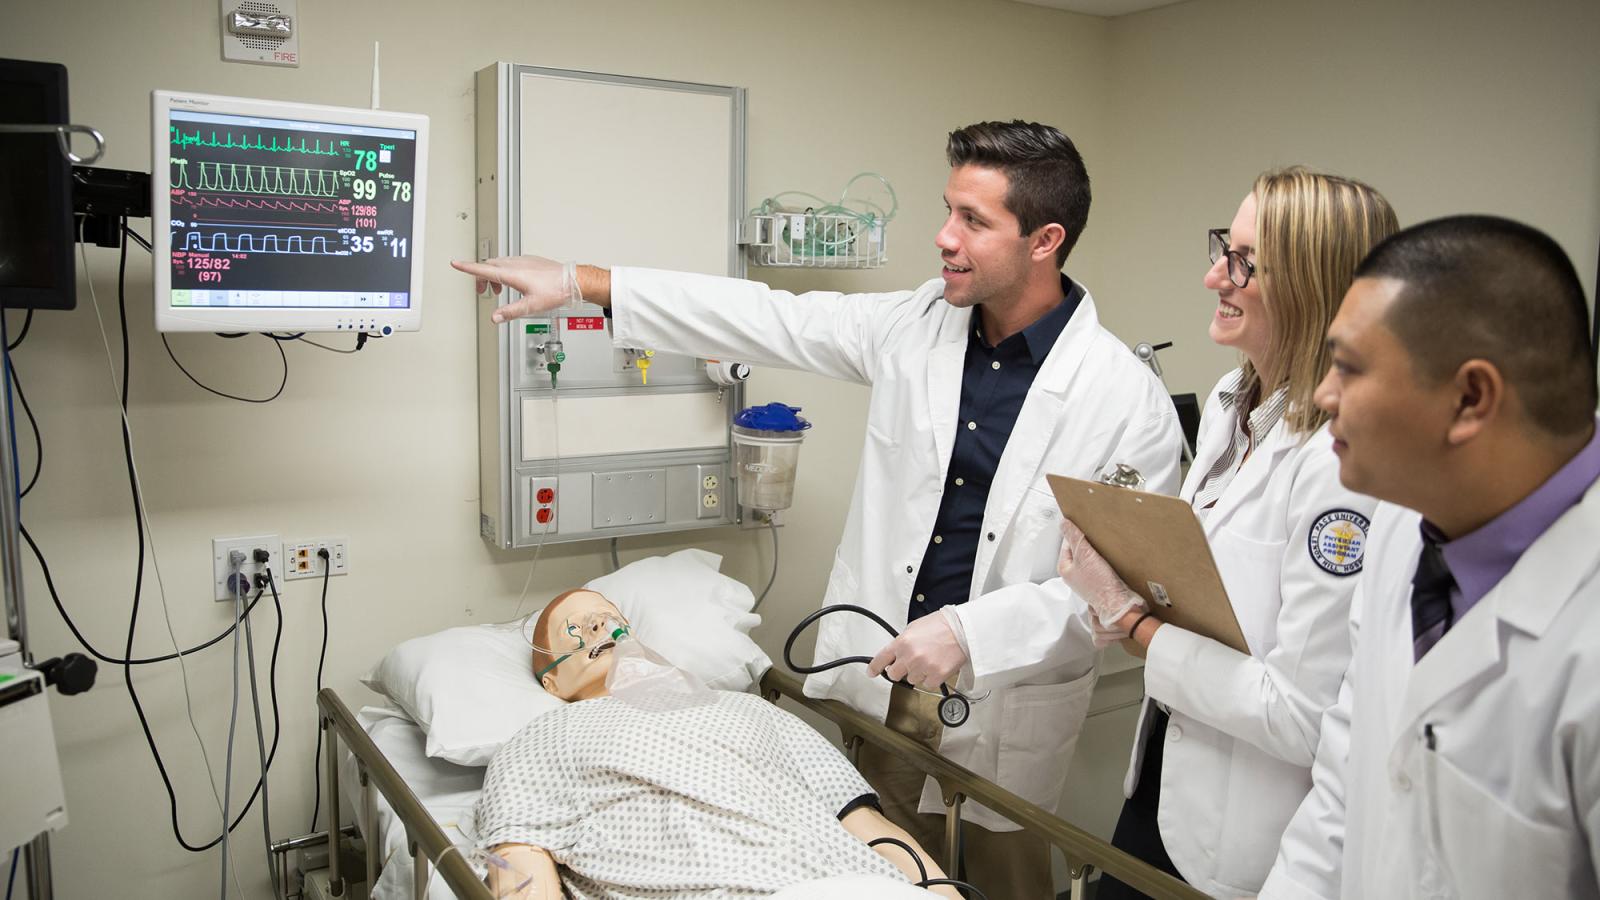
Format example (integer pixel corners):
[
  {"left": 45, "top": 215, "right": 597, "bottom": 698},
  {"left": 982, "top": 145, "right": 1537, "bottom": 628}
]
[{"left": 1410, "top": 533, "right": 1457, "bottom": 661}]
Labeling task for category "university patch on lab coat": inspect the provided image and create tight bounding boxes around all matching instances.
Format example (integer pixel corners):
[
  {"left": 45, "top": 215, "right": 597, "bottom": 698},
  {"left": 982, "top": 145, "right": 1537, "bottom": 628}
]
[{"left": 1307, "top": 508, "right": 1368, "bottom": 576}]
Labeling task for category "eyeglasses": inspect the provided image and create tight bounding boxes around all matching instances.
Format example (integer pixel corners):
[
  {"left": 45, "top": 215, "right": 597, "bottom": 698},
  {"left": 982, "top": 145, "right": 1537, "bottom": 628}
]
[{"left": 1208, "top": 228, "right": 1257, "bottom": 289}]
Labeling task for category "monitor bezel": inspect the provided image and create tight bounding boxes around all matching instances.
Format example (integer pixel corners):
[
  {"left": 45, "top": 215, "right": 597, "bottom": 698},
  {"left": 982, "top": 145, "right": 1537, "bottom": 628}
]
[
  {"left": 0, "top": 58, "right": 75, "bottom": 312},
  {"left": 152, "top": 90, "right": 428, "bottom": 334}
]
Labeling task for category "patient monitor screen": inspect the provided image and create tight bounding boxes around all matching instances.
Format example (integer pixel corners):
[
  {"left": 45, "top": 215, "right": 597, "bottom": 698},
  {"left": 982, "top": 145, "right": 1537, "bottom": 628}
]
[{"left": 165, "top": 108, "right": 418, "bottom": 309}]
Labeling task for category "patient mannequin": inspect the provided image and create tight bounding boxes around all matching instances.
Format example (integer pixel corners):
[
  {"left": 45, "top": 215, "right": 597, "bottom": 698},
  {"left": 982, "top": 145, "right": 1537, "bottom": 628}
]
[{"left": 479, "top": 589, "right": 958, "bottom": 900}]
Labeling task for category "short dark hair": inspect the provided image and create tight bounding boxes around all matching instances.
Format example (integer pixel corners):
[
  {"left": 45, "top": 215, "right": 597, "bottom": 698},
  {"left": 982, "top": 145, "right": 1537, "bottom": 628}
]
[
  {"left": 1356, "top": 215, "right": 1598, "bottom": 436},
  {"left": 946, "top": 120, "right": 1090, "bottom": 267}
]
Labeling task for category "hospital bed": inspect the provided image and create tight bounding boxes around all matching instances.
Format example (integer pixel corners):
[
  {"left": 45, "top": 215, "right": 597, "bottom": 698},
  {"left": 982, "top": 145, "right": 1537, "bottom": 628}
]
[{"left": 275, "top": 549, "right": 1205, "bottom": 900}]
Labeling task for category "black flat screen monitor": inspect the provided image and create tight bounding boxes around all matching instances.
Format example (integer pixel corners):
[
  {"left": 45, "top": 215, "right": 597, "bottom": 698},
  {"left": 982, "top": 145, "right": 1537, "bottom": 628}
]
[{"left": 0, "top": 58, "right": 74, "bottom": 311}]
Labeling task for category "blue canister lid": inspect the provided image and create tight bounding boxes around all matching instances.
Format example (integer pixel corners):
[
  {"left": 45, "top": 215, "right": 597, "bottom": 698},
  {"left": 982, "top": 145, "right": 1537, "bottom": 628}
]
[{"left": 734, "top": 403, "right": 812, "bottom": 432}]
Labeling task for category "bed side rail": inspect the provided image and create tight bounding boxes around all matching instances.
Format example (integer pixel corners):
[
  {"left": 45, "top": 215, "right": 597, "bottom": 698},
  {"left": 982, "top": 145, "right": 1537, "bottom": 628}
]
[
  {"left": 759, "top": 670, "right": 1207, "bottom": 900},
  {"left": 317, "top": 688, "right": 493, "bottom": 900}
]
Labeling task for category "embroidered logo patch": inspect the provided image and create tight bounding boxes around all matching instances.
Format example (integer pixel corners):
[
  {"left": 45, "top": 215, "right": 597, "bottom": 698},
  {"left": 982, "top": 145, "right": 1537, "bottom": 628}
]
[{"left": 1308, "top": 509, "right": 1369, "bottom": 576}]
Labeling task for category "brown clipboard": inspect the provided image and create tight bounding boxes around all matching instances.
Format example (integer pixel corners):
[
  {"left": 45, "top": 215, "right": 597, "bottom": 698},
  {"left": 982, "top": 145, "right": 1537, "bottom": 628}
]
[{"left": 1047, "top": 473, "right": 1249, "bottom": 658}]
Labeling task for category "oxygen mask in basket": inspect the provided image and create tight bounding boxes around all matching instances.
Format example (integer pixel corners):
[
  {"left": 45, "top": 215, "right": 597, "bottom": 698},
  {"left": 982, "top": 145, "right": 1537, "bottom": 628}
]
[{"left": 604, "top": 633, "right": 716, "bottom": 712}]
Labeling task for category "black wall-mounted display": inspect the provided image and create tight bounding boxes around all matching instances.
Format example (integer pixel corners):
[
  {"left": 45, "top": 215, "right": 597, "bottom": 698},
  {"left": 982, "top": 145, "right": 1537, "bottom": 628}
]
[{"left": 0, "top": 58, "right": 75, "bottom": 311}]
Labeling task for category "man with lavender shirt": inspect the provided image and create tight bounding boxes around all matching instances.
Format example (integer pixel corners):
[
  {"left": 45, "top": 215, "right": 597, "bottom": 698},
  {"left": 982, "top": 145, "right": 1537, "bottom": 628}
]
[{"left": 1259, "top": 215, "right": 1600, "bottom": 900}]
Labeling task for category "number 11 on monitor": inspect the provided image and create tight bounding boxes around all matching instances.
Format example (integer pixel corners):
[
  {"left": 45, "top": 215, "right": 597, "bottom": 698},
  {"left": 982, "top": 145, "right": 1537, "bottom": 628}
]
[{"left": 151, "top": 90, "right": 429, "bottom": 334}]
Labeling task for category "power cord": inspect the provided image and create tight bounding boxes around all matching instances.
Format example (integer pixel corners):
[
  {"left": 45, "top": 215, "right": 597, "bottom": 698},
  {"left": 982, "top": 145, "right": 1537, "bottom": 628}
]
[
  {"left": 308, "top": 548, "right": 332, "bottom": 832},
  {"left": 73, "top": 220, "right": 287, "bottom": 858},
  {"left": 5, "top": 308, "right": 32, "bottom": 351}
]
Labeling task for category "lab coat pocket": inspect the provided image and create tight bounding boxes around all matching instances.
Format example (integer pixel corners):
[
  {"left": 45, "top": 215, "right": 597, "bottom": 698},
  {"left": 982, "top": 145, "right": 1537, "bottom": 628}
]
[
  {"left": 995, "top": 670, "right": 1096, "bottom": 810},
  {"left": 1007, "top": 487, "right": 1063, "bottom": 583},
  {"left": 1211, "top": 527, "right": 1287, "bottom": 658},
  {"left": 1426, "top": 747, "right": 1577, "bottom": 897}
]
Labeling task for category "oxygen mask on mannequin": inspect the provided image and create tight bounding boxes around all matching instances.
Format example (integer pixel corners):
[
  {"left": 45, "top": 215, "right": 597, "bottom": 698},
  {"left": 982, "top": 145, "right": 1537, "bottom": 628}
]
[{"left": 604, "top": 632, "right": 715, "bottom": 712}]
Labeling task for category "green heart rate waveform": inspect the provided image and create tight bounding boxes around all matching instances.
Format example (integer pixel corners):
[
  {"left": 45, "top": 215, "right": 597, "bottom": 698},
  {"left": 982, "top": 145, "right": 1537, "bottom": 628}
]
[
  {"left": 171, "top": 159, "right": 342, "bottom": 197},
  {"left": 170, "top": 126, "right": 344, "bottom": 156}
]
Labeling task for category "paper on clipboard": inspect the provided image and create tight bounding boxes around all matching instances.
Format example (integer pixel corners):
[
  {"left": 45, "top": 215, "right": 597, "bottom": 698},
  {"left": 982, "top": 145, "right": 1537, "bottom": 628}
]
[{"left": 1046, "top": 473, "right": 1248, "bottom": 658}]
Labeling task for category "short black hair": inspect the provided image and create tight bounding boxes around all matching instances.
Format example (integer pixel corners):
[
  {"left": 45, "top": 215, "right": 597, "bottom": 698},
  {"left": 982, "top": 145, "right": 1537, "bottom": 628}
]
[
  {"left": 946, "top": 121, "right": 1090, "bottom": 267},
  {"left": 1356, "top": 214, "right": 1597, "bottom": 436}
]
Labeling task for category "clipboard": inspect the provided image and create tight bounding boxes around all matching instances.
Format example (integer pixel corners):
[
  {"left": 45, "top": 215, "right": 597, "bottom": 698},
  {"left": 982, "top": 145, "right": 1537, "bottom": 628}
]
[{"left": 1046, "top": 473, "right": 1248, "bottom": 658}]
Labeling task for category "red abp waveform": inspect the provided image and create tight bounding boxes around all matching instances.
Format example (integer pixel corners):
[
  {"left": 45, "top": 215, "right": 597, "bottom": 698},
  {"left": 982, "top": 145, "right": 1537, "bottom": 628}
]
[{"left": 170, "top": 195, "right": 344, "bottom": 214}]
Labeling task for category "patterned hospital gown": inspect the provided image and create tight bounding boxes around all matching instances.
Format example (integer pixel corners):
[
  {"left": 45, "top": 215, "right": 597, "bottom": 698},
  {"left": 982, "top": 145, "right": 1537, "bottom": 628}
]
[{"left": 474, "top": 691, "right": 908, "bottom": 899}]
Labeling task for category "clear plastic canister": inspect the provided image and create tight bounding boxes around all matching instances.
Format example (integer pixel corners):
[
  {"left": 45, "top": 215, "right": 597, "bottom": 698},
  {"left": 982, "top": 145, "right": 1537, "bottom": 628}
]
[{"left": 731, "top": 426, "right": 806, "bottom": 511}]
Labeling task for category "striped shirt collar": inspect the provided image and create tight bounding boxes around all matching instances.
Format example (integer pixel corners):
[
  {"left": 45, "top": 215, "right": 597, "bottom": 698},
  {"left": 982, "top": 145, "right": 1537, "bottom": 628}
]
[{"left": 1219, "top": 372, "right": 1291, "bottom": 442}]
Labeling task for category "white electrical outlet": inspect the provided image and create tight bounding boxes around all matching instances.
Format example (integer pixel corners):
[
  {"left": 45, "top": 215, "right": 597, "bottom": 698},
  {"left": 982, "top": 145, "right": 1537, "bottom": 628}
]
[
  {"left": 212, "top": 535, "right": 283, "bottom": 602},
  {"left": 284, "top": 536, "right": 350, "bottom": 581}
]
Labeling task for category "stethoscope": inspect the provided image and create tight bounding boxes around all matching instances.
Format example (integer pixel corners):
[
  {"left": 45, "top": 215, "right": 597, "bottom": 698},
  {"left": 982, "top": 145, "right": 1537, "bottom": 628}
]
[{"left": 784, "top": 604, "right": 981, "bottom": 728}]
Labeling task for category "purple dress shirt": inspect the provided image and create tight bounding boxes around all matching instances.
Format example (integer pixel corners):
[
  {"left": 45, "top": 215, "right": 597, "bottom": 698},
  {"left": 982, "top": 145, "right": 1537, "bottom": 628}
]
[{"left": 1416, "top": 422, "right": 1600, "bottom": 659}]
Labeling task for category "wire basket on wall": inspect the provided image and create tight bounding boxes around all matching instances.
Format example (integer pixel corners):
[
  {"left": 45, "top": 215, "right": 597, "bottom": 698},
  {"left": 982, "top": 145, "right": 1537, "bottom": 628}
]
[{"left": 739, "top": 173, "right": 895, "bottom": 269}]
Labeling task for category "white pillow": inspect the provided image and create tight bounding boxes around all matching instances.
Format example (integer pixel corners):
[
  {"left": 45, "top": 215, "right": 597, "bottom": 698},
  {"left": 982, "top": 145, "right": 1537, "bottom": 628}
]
[
  {"left": 364, "top": 549, "right": 772, "bottom": 766},
  {"left": 361, "top": 623, "right": 562, "bottom": 767},
  {"left": 585, "top": 548, "right": 770, "bottom": 692}
]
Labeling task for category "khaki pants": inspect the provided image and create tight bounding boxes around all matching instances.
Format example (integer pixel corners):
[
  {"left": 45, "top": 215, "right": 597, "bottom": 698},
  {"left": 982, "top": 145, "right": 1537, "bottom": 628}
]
[{"left": 855, "top": 685, "right": 1055, "bottom": 900}]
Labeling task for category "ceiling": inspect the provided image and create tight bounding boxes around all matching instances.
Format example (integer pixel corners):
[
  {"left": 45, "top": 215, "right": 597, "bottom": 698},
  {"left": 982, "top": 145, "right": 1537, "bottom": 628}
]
[{"left": 1010, "top": 0, "right": 1190, "bottom": 18}]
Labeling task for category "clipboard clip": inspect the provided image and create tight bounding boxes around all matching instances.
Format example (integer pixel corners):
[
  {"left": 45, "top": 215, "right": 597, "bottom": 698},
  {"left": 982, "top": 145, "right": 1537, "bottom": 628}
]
[{"left": 1097, "top": 463, "right": 1146, "bottom": 491}]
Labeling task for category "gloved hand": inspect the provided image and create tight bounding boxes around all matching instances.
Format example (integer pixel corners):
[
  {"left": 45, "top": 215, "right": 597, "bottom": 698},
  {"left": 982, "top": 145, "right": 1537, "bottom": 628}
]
[
  {"left": 450, "top": 256, "right": 582, "bottom": 323},
  {"left": 867, "top": 612, "right": 968, "bottom": 692},
  {"left": 1058, "top": 518, "right": 1144, "bottom": 623}
]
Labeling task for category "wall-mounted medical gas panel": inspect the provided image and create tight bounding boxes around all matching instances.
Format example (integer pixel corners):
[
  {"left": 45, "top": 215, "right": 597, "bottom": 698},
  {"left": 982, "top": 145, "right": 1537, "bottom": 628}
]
[{"left": 475, "top": 62, "right": 746, "bottom": 548}]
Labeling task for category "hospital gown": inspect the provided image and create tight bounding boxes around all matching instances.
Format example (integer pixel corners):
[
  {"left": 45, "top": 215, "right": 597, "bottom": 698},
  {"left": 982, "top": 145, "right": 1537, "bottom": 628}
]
[{"left": 475, "top": 691, "right": 908, "bottom": 899}]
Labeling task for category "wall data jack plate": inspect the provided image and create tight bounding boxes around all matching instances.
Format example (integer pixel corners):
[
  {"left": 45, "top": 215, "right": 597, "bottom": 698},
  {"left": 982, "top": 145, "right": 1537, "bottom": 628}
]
[
  {"left": 212, "top": 535, "right": 283, "bottom": 602},
  {"left": 220, "top": 0, "right": 300, "bottom": 67},
  {"left": 284, "top": 536, "right": 350, "bottom": 581}
]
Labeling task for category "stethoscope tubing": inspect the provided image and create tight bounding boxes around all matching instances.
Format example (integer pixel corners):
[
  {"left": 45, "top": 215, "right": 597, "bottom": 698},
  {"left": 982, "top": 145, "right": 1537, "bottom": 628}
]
[{"left": 784, "top": 604, "right": 973, "bottom": 728}]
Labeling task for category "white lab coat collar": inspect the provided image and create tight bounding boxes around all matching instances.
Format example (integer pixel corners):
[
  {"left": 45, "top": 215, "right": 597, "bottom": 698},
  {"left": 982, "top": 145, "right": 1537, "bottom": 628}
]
[{"left": 1395, "top": 473, "right": 1600, "bottom": 742}]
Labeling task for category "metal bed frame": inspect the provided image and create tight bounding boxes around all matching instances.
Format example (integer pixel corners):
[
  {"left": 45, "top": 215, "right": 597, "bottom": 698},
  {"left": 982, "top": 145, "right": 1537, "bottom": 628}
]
[{"left": 292, "top": 673, "right": 1207, "bottom": 900}]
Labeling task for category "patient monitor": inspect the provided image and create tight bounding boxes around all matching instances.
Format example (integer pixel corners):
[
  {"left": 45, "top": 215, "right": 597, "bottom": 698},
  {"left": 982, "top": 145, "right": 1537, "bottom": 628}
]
[{"left": 151, "top": 91, "right": 429, "bottom": 334}]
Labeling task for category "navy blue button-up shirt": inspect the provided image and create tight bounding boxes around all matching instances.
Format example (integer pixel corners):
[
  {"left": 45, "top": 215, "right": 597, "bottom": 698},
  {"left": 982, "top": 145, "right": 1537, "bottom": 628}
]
[{"left": 907, "top": 275, "right": 1085, "bottom": 621}]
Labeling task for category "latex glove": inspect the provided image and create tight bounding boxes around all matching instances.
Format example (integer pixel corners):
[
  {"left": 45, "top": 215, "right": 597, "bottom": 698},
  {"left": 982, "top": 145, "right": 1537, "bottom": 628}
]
[
  {"left": 1091, "top": 602, "right": 1149, "bottom": 648},
  {"left": 867, "top": 612, "right": 968, "bottom": 692},
  {"left": 1058, "top": 518, "right": 1143, "bottom": 623},
  {"left": 450, "top": 256, "right": 582, "bottom": 323}
]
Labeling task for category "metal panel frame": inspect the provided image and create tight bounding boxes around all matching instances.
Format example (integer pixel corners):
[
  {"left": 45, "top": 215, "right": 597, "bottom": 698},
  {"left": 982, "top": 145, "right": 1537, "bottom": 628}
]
[{"left": 476, "top": 62, "right": 748, "bottom": 549}]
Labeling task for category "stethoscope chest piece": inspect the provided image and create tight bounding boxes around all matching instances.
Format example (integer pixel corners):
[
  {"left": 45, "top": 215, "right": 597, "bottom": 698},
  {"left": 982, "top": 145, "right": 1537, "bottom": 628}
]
[{"left": 938, "top": 692, "right": 970, "bottom": 728}]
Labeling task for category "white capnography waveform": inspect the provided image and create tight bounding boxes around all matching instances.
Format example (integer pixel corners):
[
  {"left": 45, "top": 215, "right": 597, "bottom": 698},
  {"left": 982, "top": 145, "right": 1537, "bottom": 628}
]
[
  {"left": 171, "top": 159, "right": 342, "bottom": 198},
  {"left": 179, "top": 230, "right": 343, "bottom": 255}
]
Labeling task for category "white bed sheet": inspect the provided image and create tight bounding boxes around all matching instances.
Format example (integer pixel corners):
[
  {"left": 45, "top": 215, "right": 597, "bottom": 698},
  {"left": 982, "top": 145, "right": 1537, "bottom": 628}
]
[{"left": 341, "top": 706, "right": 485, "bottom": 900}]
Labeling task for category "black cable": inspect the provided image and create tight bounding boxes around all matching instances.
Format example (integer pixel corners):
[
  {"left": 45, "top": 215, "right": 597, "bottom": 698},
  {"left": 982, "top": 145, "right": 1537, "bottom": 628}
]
[
  {"left": 22, "top": 523, "right": 268, "bottom": 665},
  {"left": 107, "top": 219, "right": 286, "bottom": 851},
  {"left": 123, "top": 225, "right": 152, "bottom": 252},
  {"left": 8, "top": 359, "right": 40, "bottom": 498},
  {"left": 124, "top": 225, "right": 289, "bottom": 403},
  {"left": 916, "top": 878, "right": 989, "bottom": 900},
  {"left": 308, "top": 549, "right": 332, "bottom": 832},
  {"left": 6, "top": 309, "right": 32, "bottom": 351},
  {"left": 867, "top": 837, "right": 928, "bottom": 883},
  {"left": 264, "top": 332, "right": 307, "bottom": 341},
  {"left": 160, "top": 332, "right": 287, "bottom": 403},
  {"left": 292, "top": 336, "right": 361, "bottom": 354}
]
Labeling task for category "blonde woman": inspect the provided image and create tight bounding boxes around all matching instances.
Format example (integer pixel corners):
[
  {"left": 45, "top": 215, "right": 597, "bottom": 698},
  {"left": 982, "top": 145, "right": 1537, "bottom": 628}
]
[{"left": 1060, "top": 169, "right": 1398, "bottom": 898}]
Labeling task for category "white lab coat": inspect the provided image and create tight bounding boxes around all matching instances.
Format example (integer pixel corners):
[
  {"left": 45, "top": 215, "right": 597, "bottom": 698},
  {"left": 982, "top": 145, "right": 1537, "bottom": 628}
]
[
  {"left": 1120, "top": 372, "right": 1376, "bottom": 897},
  {"left": 609, "top": 267, "right": 1183, "bottom": 829},
  {"left": 1261, "top": 474, "right": 1600, "bottom": 899}
]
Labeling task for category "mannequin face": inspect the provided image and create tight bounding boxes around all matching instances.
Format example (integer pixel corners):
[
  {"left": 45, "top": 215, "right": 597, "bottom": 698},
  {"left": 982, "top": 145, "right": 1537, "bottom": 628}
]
[{"left": 535, "top": 591, "right": 628, "bottom": 701}]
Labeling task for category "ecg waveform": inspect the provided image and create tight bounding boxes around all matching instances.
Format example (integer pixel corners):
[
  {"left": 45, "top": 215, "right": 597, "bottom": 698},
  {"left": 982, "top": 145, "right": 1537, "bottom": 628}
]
[
  {"left": 170, "top": 126, "right": 343, "bottom": 156},
  {"left": 170, "top": 195, "right": 344, "bottom": 215},
  {"left": 179, "top": 230, "right": 342, "bottom": 255},
  {"left": 171, "top": 160, "right": 342, "bottom": 197}
]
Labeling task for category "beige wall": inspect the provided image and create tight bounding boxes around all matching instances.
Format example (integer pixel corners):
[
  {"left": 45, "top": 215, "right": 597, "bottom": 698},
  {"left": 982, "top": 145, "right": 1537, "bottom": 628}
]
[
  {"left": 5, "top": 0, "right": 1600, "bottom": 896},
  {"left": 1095, "top": 0, "right": 1600, "bottom": 398},
  {"left": 1, "top": 1, "right": 1110, "bottom": 897}
]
